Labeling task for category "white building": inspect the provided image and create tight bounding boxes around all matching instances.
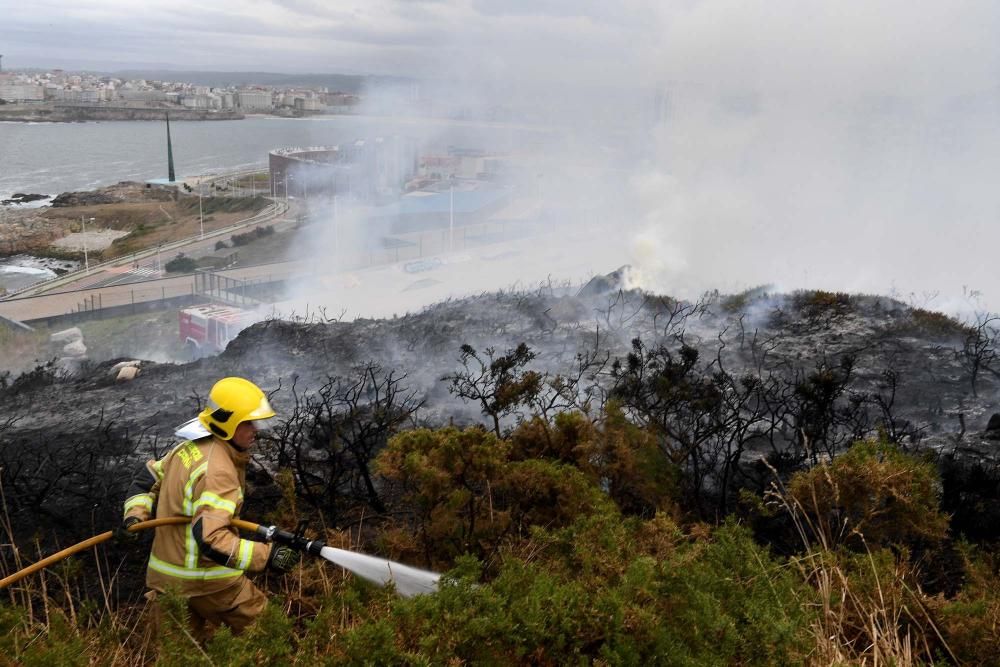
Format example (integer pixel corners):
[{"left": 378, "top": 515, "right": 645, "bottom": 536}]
[
  {"left": 118, "top": 89, "right": 167, "bottom": 103},
  {"left": 292, "top": 96, "right": 323, "bottom": 111},
  {"left": 50, "top": 89, "right": 102, "bottom": 104},
  {"left": 0, "top": 84, "right": 45, "bottom": 102},
  {"left": 181, "top": 94, "right": 212, "bottom": 109},
  {"left": 235, "top": 90, "right": 273, "bottom": 111}
]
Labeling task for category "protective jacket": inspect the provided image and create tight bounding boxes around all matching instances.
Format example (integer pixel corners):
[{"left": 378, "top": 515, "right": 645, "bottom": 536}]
[{"left": 122, "top": 435, "right": 272, "bottom": 596}]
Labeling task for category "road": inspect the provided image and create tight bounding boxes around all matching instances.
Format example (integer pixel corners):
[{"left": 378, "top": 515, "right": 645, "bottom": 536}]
[
  {"left": 0, "top": 261, "right": 302, "bottom": 323},
  {"left": 0, "top": 198, "right": 302, "bottom": 323}
]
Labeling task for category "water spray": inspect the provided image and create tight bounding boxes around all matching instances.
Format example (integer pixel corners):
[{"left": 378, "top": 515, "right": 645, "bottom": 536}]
[
  {"left": 0, "top": 516, "right": 441, "bottom": 597},
  {"left": 254, "top": 520, "right": 441, "bottom": 597}
]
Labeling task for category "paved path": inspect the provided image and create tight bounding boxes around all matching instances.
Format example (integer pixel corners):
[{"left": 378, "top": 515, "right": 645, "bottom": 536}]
[
  {"left": 0, "top": 198, "right": 302, "bottom": 323},
  {"left": 0, "top": 261, "right": 302, "bottom": 323},
  {"left": 4, "top": 198, "right": 293, "bottom": 299}
]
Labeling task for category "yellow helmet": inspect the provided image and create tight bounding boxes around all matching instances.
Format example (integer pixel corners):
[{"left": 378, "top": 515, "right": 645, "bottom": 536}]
[{"left": 198, "top": 377, "right": 276, "bottom": 440}]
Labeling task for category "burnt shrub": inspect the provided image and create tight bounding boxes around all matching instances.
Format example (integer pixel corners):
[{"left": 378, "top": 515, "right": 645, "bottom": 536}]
[
  {"left": 0, "top": 419, "right": 141, "bottom": 534},
  {"left": 443, "top": 343, "right": 543, "bottom": 437},
  {"left": 937, "top": 449, "right": 1000, "bottom": 544},
  {"left": 0, "top": 360, "right": 62, "bottom": 396},
  {"left": 261, "top": 364, "right": 423, "bottom": 524}
]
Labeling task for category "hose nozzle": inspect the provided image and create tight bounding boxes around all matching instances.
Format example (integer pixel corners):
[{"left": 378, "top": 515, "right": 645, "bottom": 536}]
[{"left": 256, "top": 520, "right": 325, "bottom": 556}]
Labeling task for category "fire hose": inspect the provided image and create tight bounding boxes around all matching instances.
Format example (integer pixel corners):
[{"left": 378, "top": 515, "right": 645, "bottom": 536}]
[{"left": 0, "top": 517, "right": 440, "bottom": 597}]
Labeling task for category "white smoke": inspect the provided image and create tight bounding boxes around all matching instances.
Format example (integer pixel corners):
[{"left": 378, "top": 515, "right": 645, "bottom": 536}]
[
  {"left": 628, "top": 1, "right": 1000, "bottom": 312},
  {"left": 269, "top": 0, "right": 1000, "bottom": 320}
]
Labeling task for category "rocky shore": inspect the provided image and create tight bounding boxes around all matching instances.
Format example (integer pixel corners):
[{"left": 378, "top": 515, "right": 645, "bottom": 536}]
[
  {"left": 0, "top": 193, "right": 50, "bottom": 206},
  {"left": 0, "top": 182, "right": 176, "bottom": 255}
]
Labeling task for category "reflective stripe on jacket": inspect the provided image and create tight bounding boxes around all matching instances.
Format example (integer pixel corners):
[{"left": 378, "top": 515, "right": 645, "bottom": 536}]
[{"left": 122, "top": 435, "right": 272, "bottom": 596}]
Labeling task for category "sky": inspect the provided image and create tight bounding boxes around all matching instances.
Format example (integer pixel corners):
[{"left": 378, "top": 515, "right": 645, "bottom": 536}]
[
  {"left": 2, "top": 0, "right": 997, "bottom": 92},
  {"left": 5, "top": 1, "right": 1000, "bottom": 314}
]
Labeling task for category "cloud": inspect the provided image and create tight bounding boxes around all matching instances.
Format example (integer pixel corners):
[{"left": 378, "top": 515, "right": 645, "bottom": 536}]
[
  {"left": 652, "top": 0, "right": 1000, "bottom": 97},
  {"left": 3, "top": 0, "right": 999, "bottom": 88}
]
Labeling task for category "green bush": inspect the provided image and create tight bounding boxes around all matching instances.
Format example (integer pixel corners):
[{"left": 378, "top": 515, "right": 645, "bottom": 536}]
[
  {"left": 230, "top": 225, "right": 275, "bottom": 247},
  {"left": 791, "top": 289, "right": 854, "bottom": 318},
  {"left": 377, "top": 426, "right": 613, "bottom": 568},
  {"left": 164, "top": 255, "right": 197, "bottom": 273},
  {"left": 933, "top": 544, "right": 1000, "bottom": 664},
  {"left": 336, "top": 519, "right": 812, "bottom": 666},
  {"left": 786, "top": 439, "right": 949, "bottom": 551},
  {"left": 0, "top": 605, "right": 87, "bottom": 667},
  {"left": 909, "top": 307, "right": 969, "bottom": 339},
  {"left": 0, "top": 418, "right": 994, "bottom": 665},
  {"left": 203, "top": 602, "right": 294, "bottom": 666},
  {"left": 719, "top": 285, "right": 771, "bottom": 314},
  {"left": 509, "top": 406, "right": 677, "bottom": 517}
]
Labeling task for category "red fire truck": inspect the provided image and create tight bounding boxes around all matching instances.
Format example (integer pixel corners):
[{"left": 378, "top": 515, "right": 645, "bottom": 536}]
[{"left": 179, "top": 303, "right": 258, "bottom": 353}]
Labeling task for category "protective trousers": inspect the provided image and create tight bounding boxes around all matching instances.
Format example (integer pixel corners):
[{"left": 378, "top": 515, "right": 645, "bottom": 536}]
[{"left": 147, "top": 577, "right": 268, "bottom": 644}]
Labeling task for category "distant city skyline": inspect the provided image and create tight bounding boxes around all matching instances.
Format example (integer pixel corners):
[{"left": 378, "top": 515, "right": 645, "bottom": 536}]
[
  {"left": 1, "top": 0, "right": 657, "bottom": 85},
  {"left": 4, "top": 1, "right": 997, "bottom": 97}
]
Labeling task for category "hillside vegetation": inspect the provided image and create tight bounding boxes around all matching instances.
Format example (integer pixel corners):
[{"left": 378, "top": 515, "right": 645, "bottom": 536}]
[{"left": 1, "top": 283, "right": 999, "bottom": 664}]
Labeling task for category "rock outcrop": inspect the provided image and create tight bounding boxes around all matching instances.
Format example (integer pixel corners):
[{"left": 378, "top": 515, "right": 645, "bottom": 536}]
[{"left": 50, "top": 181, "right": 175, "bottom": 208}]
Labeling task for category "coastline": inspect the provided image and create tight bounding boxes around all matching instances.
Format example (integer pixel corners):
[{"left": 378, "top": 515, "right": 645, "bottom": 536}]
[{"left": 0, "top": 105, "right": 245, "bottom": 122}]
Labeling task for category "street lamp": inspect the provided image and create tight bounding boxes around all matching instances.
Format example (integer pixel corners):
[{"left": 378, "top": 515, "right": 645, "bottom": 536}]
[
  {"left": 198, "top": 178, "right": 205, "bottom": 240},
  {"left": 333, "top": 194, "right": 339, "bottom": 267},
  {"left": 448, "top": 178, "right": 455, "bottom": 252},
  {"left": 81, "top": 216, "right": 95, "bottom": 274},
  {"left": 156, "top": 244, "right": 162, "bottom": 274}
]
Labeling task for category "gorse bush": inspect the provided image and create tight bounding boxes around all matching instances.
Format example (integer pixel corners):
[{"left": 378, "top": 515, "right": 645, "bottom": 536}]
[
  {"left": 333, "top": 518, "right": 813, "bottom": 666},
  {"left": 909, "top": 307, "right": 968, "bottom": 339},
  {"left": 785, "top": 439, "right": 948, "bottom": 551},
  {"left": 0, "top": 606, "right": 87, "bottom": 667},
  {"left": 932, "top": 544, "right": 1000, "bottom": 665},
  {"left": 509, "top": 406, "right": 677, "bottom": 518},
  {"left": 376, "top": 425, "right": 615, "bottom": 570},
  {"left": 791, "top": 289, "right": 854, "bottom": 318},
  {"left": 0, "top": 408, "right": 992, "bottom": 665}
]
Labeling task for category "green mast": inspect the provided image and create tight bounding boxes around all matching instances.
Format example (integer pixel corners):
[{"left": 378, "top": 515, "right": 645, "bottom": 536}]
[{"left": 166, "top": 112, "right": 176, "bottom": 182}]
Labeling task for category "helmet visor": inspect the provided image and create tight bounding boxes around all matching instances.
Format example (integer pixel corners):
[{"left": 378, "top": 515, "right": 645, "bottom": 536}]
[
  {"left": 245, "top": 395, "right": 276, "bottom": 421},
  {"left": 249, "top": 419, "right": 274, "bottom": 432}
]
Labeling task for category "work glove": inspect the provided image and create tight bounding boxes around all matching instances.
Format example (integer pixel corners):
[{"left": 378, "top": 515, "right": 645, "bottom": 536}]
[
  {"left": 267, "top": 545, "right": 300, "bottom": 573},
  {"left": 113, "top": 516, "right": 142, "bottom": 544}
]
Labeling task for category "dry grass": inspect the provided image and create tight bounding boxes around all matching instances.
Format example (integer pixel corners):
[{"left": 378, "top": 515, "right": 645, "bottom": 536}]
[
  {"left": 0, "top": 196, "right": 270, "bottom": 260},
  {"left": 764, "top": 457, "right": 957, "bottom": 666}
]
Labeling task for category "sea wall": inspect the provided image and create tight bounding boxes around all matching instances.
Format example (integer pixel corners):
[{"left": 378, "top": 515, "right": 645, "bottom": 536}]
[{"left": 0, "top": 104, "right": 244, "bottom": 122}]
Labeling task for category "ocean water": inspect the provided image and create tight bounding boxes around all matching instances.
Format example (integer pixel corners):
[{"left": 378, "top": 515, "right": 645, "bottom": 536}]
[
  {"left": 0, "top": 115, "right": 547, "bottom": 293},
  {"left": 0, "top": 255, "right": 79, "bottom": 293},
  {"left": 0, "top": 116, "right": 543, "bottom": 199}
]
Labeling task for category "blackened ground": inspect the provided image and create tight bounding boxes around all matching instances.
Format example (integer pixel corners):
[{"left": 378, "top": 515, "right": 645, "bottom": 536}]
[{"left": 1, "top": 282, "right": 999, "bottom": 600}]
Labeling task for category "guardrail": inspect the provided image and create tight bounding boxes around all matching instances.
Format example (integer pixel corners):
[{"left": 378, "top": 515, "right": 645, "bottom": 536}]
[
  {"left": 1, "top": 199, "right": 289, "bottom": 300},
  {"left": 199, "top": 166, "right": 271, "bottom": 197}
]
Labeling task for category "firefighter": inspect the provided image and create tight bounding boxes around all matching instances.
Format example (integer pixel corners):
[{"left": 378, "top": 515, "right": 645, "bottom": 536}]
[{"left": 116, "top": 376, "right": 298, "bottom": 641}]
